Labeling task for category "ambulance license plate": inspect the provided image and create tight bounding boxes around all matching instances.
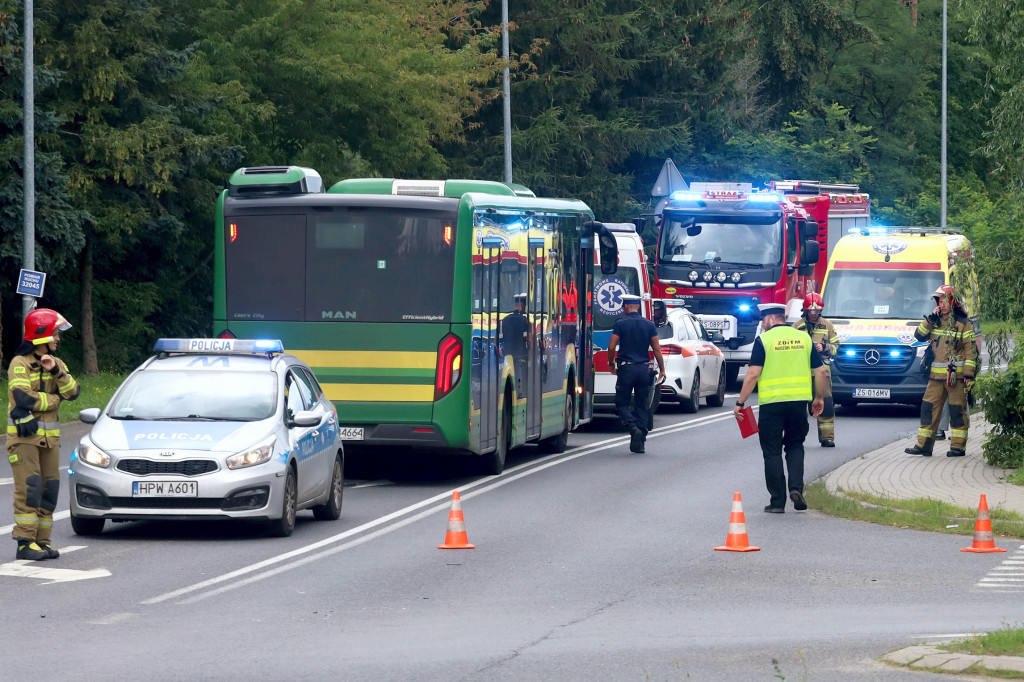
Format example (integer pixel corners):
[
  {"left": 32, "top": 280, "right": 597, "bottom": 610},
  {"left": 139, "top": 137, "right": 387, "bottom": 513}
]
[
  {"left": 132, "top": 480, "right": 198, "bottom": 497},
  {"left": 339, "top": 427, "right": 364, "bottom": 440},
  {"left": 852, "top": 388, "right": 890, "bottom": 399}
]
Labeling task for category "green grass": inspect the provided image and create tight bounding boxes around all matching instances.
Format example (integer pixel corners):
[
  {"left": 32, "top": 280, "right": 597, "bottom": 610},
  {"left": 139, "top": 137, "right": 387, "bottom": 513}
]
[
  {"left": 942, "top": 624, "right": 1024, "bottom": 657},
  {"left": 981, "top": 320, "right": 1015, "bottom": 335},
  {"left": 805, "top": 481, "right": 1024, "bottom": 539},
  {"left": 1, "top": 372, "right": 128, "bottom": 424}
]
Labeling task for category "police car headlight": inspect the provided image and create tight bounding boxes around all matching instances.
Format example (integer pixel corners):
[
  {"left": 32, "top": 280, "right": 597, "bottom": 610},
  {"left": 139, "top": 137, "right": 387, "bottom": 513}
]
[
  {"left": 227, "top": 442, "right": 275, "bottom": 470},
  {"left": 79, "top": 444, "right": 111, "bottom": 469},
  {"left": 688, "top": 270, "right": 699, "bottom": 282}
]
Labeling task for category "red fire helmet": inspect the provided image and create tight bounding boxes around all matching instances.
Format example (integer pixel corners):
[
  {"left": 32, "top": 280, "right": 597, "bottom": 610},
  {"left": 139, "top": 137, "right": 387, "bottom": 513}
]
[
  {"left": 24, "top": 308, "right": 72, "bottom": 345},
  {"left": 802, "top": 293, "right": 824, "bottom": 312}
]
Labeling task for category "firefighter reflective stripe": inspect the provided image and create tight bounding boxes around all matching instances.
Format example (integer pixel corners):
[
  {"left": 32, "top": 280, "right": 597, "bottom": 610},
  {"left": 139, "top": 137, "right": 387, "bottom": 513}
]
[
  {"left": 919, "top": 426, "right": 935, "bottom": 439},
  {"left": 757, "top": 326, "right": 814, "bottom": 404},
  {"left": 951, "top": 427, "right": 968, "bottom": 443},
  {"left": 8, "top": 377, "right": 31, "bottom": 390},
  {"left": 57, "top": 373, "right": 78, "bottom": 394},
  {"left": 5, "top": 419, "right": 59, "bottom": 436},
  {"left": 38, "top": 392, "right": 49, "bottom": 411},
  {"left": 37, "top": 517, "right": 53, "bottom": 529},
  {"left": 14, "top": 513, "right": 37, "bottom": 527}
]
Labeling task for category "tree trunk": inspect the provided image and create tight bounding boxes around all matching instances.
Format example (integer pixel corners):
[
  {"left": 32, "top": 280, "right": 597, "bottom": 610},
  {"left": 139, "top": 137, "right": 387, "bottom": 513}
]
[{"left": 81, "top": 238, "right": 98, "bottom": 376}]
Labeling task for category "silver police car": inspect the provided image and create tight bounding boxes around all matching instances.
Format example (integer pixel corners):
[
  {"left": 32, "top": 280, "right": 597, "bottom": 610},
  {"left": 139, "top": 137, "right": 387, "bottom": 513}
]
[{"left": 69, "top": 339, "right": 343, "bottom": 537}]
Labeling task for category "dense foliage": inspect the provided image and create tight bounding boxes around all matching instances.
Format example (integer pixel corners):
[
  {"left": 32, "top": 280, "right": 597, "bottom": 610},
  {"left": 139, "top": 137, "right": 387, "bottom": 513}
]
[{"left": 0, "top": 0, "right": 1021, "bottom": 392}]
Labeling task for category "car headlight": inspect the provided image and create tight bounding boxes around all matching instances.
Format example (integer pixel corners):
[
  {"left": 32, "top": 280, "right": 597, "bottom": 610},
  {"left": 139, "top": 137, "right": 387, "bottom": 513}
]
[
  {"left": 226, "top": 441, "right": 275, "bottom": 470},
  {"left": 79, "top": 444, "right": 111, "bottom": 469}
]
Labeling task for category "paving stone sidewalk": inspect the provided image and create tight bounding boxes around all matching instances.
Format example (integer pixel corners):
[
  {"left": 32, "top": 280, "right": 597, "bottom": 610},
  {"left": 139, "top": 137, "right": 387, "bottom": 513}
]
[
  {"left": 883, "top": 645, "right": 1024, "bottom": 676},
  {"left": 823, "top": 417, "right": 1024, "bottom": 516}
]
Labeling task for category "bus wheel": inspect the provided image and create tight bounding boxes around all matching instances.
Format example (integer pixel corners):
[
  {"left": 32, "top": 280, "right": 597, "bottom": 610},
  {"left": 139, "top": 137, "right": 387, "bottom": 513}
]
[
  {"left": 485, "top": 393, "right": 511, "bottom": 475},
  {"left": 540, "top": 388, "right": 574, "bottom": 454},
  {"left": 706, "top": 365, "right": 727, "bottom": 407}
]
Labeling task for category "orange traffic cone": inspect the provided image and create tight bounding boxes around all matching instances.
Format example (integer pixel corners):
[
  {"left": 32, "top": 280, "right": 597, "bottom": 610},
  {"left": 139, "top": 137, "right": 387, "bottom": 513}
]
[
  {"left": 961, "top": 494, "right": 1006, "bottom": 553},
  {"left": 714, "top": 492, "right": 760, "bottom": 552},
  {"left": 438, "top": 491, "right": 475, "bottom": 549}
]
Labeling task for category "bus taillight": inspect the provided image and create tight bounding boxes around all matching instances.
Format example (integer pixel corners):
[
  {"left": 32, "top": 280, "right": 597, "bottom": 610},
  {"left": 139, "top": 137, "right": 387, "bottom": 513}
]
[
  {"left": 435, "top": 334, "right": 462, "bottom": 400},
  {"left": 443, "top": 224, "right": 453, "bottom": 245},
  {"left": 229, "top": 223, "right": 238, "bottom": 242}
]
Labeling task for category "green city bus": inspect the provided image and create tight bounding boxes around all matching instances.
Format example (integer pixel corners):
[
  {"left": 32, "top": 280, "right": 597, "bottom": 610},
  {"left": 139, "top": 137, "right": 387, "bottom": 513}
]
[{"left": 214, "top": 167, "right": 617, "bottom": 473}]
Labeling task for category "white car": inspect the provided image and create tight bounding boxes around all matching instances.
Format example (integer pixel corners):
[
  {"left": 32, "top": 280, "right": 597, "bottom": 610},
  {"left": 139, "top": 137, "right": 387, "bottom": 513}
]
[{"left": 656, "top": 306, "right": 727, "bottom": 412}]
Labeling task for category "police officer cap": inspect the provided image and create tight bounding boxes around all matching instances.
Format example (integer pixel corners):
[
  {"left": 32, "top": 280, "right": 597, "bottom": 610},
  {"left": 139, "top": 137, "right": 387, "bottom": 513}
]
[
  {"left": 621, "top": 294, "right": 642, "bottom": 305},
  {"left": 514, "top": 292, "right": 527, "bottom": 300},
  {"left": 757, "top": 303, "right": 787, "bottom": 318}
]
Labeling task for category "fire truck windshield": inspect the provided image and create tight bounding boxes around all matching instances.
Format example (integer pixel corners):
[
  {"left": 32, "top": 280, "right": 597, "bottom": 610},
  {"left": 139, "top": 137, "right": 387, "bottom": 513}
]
[{"left": 658, "top": 216, "right": 783, "bottom": 267}]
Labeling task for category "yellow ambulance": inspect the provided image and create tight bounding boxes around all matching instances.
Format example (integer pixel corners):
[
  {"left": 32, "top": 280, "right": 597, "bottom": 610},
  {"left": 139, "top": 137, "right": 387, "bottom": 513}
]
[{"left": 819, "top": 227, "right": 978, "bottom": 406}]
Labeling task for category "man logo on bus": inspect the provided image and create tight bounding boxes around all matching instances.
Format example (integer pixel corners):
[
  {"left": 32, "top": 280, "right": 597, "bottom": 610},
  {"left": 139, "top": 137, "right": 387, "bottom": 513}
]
[
  {"left": 871, "top": 238, "right": 908, "bottom": 256},
  {"left": 596, "top": 277, "right": 629, "bottom": 316}
]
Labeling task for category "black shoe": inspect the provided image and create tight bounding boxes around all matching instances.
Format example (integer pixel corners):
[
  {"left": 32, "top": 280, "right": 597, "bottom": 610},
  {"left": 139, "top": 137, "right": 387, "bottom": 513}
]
[
  {"left": 15, "top": 540, "right": 49, "bottom": 561},
  {"left": 820, "top": 440, "right": 835, "bottom": 448},
  {"left": 789, "top": 490, "right": 808, "bottom": 511},
  {"left": 37, "top": 542, "right": 59, "bottom": 559},
  {"left": 947, "top": 447, "right": 966, "bottom": 457},
  {"left": 763, "top": 506, "right": 785, "bottom": 514},
  {"left": 628, "top": 426, "right": 644, "bottom": 453},
  {"left": 935, "top": 430, "right": 946, "bottom": 441},
  {"left": 905, "top": 445, "right": 933, "bottom": 457}
]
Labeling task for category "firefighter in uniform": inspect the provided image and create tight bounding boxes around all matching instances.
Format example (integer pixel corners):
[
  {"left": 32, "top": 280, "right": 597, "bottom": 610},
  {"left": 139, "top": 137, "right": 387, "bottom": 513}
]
[
  {"left": 792, "top": 293, "right": 839, "bottom": 447},
  {"left": 734, "top": 303, "right": 827, "bottom": 513},
  {"left": 608, "top": 295, "right": 665, "bottom": 454},
  {"left": 6, "top": 309, "right": 80, "bottom": 560},
  {"left": 904, "top": 285, "right": 977, "bottom": 457}
]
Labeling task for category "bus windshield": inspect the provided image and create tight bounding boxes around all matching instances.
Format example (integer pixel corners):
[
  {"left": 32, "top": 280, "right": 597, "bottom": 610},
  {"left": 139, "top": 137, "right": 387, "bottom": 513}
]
[
  {"left": 225, "top": 207, "right": 458, "bottom": 323},
  {"left": 658, "top": 216, "right": 783, "bottom": 267},
  {"left": 822, "top": 270, "right": 945, "bottom": 319}
]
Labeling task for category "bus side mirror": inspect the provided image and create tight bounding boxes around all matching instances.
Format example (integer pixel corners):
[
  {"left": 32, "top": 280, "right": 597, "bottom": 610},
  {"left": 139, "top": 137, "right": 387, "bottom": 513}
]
[{"left": 585, "top": 221, "right": 619, "bottom": 275}]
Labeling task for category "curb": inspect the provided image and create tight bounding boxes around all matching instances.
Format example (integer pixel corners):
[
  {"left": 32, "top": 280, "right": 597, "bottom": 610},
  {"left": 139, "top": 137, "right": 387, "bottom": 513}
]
[{"left": 882, "top": 645, "right": 1024, "bottom": 676}]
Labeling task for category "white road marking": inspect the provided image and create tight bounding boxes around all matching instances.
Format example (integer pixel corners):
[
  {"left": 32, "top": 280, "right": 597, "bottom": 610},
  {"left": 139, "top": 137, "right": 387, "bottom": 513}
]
[
  {"left": 0, "top": 510, "right": 70, "bottom": 536},
  {"left": 975, "top": 547, "right": 1024, "bottom": 592},
  {"left": 144, "top": 410, "right": 740, "bottom": 605}
]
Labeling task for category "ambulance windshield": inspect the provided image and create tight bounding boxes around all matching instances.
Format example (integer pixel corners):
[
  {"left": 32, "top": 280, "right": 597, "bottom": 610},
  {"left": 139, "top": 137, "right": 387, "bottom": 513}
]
[{"left": 822, "top": 270, "right": 945, "bottom": 319}]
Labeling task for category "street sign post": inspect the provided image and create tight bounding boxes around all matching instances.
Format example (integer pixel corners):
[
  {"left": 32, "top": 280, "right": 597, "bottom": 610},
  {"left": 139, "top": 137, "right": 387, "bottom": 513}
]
[{"left": 16, "top": 268, "right": 46, "bottom": 298}]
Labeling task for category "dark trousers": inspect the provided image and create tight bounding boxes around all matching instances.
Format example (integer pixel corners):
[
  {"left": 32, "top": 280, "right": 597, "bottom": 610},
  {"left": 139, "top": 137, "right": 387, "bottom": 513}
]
[
  {"left": 614, "top": 363, "right": 651, "bottom": 435},
  {"left": 757, "top": 401, "right": 810, "bottom": 509}
]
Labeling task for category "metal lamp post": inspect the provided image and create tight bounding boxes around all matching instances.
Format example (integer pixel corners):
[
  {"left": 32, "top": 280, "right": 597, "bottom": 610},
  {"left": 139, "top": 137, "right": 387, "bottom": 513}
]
[
  {"left": 940, "top": 0, "right": 947, "bottom": 229},
  {"left": 22, "top": 0, "right": 35, "bottom": 318},
  {"left": 502, "top": 0, "right": 512, "bottom": 184}
]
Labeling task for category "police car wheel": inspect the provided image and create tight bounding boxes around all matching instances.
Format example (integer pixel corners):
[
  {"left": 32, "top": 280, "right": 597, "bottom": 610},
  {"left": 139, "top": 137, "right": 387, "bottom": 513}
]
[
  {"left": 267, "top": 467, "right": 298, "bottom": 537},
  {"left": 313, "top": 454, "right": 344, "bottom": 521},
  {"left": 71, "top": 513, "right": 105, "bottom": 536}
]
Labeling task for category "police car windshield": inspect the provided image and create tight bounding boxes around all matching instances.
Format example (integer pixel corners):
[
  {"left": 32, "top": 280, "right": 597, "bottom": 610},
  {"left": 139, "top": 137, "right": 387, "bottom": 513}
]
[
  {"left": 659, "top": 216, "right": 783, "bottom": 267},
  {"left": 108, "top": 371, "right": 278, "bottom": 422},
  {"left": 822, "top": 270, "right": 945, "bottom": 319}
]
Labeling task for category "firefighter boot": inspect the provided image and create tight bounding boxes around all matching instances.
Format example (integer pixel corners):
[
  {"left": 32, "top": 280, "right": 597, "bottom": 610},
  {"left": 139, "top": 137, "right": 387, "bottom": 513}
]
[
  {"left": 16, "top": 540, "right": 49, "bottom": 561},
  {"left": 37, "top": 542, "right": 60, "bottom": 559},
  {"left": 947, "top": 447, "right": 966, "bottom": 457},
  {"left": 905, "top": 440, "right": 934, "bottom": 457}
]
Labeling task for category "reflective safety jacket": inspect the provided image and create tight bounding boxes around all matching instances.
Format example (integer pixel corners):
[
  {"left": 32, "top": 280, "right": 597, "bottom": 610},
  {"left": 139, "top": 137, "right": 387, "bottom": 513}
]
[
  {"left": 793, "top": 317, "right": 839, "bottom": 361},
  {"left": 757, "top": 325, "right": 814, "bottom": 404},
  {"left": 6, "top": 350, "right": 80, "bottom": 448},
  {"left": 913, "top": 312, "right": 978, "bottom": 381}
]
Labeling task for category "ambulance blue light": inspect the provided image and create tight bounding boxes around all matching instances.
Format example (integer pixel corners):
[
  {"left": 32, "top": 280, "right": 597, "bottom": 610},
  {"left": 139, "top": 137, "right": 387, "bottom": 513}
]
[
  {"left": 889, "top": 350, "right": 901, "bottom": 358},
  {"left": 153, "top": 338, "right": 284, "bottom": 354},
  {"left": 845, "top": 349, "right": 856, "bottom": 357},
  {"left": 746, "top": 192, "right": 782, "bottom": 204}
]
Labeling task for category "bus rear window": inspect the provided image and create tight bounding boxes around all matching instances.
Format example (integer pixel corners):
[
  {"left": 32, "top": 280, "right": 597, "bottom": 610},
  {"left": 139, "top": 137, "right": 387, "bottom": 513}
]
[{"left": 224, "top": 207, "right": 458, "bottom": 323}]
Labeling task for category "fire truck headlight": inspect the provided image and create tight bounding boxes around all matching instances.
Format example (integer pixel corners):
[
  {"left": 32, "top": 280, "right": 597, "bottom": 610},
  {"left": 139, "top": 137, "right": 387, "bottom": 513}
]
[
  {"left": 688, "top": 270, "right": 699, "bottom": 282},
  {"left": 702, "top": 271, "right": 713, "bottom": 282},
  {"left": 731, "top": 272, "right": 742, "bottom": 283},
  {"left": 715, "top": 272, "right": 727, "bottom": 283}
]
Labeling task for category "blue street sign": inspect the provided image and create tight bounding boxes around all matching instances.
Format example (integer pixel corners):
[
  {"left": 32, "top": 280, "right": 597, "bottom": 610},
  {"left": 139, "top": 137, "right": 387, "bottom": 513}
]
[{"left": 16, "top": 269, "right": 46, "bottom": 298}]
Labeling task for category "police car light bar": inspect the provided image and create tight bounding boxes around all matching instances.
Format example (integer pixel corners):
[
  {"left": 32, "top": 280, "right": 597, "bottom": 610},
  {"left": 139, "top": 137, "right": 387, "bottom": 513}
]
[{"left": 153, "top": 338, "right": 285, "bottom": 354}]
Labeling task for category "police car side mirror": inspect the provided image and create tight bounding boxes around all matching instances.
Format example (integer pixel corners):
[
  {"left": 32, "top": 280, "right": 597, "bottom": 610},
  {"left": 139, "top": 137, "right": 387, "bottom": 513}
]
[
  {"left": 652, "top": 300, "right": 668, "bottom": 326},
  {"left": 79, "top": 407, "right": 101, "bottom": 424},
  {"left": 290, "top": 411, "right": 321, "bottom": 428}
]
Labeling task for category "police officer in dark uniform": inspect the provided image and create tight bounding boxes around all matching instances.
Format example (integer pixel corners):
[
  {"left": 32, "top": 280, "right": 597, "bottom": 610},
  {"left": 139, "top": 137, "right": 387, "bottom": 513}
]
[
  {"left": 608, "top": 295, "right": 665, "bottom": 453},
  {"left": 733, "top": 303, "right": 827, "bottom": 513}
]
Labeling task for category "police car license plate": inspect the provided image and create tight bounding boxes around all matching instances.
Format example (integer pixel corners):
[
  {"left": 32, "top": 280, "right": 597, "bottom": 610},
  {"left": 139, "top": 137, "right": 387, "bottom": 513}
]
[
  {"left": 132, "top": 480, "right": 198, "bottom": 497},
  {"left": 852, "top": 388, "right": 890, "bottom": 399},
  {"left": 339, "top": 427, "right": 364, "bottom": 440}
]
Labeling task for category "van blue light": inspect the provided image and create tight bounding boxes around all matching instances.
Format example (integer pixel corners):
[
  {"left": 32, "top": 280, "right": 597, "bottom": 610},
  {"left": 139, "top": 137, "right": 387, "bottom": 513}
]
[{"left": 669, "top": 191, "right": 703, "bottom": 202}]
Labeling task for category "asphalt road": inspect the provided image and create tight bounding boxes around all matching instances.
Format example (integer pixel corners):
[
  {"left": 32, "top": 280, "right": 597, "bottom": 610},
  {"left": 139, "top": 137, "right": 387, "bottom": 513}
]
[{"left": 0, "top": 385, "right": 1012, "bottom": 681}]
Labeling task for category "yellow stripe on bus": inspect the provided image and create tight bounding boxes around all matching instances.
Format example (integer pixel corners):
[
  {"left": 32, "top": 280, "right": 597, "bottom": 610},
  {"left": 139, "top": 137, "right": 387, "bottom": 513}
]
[
  {"left": 323, "top": 383, "right": 435, "bottom": 402},
  {"left": 291, "top": 350, "right": 436, "bottom": 369}
]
